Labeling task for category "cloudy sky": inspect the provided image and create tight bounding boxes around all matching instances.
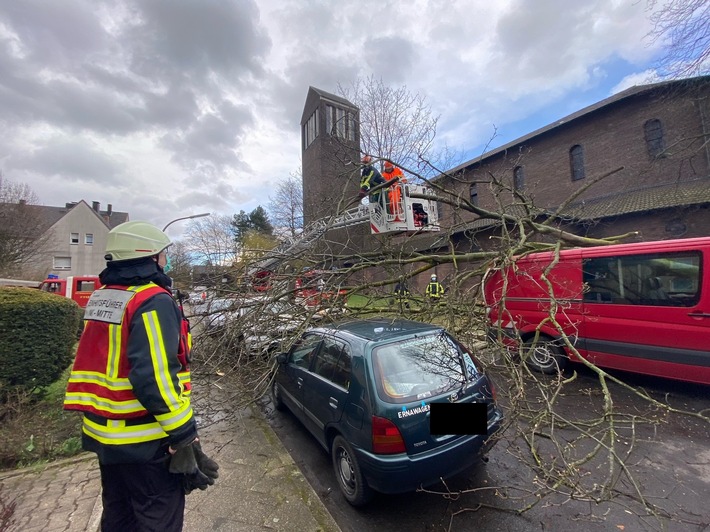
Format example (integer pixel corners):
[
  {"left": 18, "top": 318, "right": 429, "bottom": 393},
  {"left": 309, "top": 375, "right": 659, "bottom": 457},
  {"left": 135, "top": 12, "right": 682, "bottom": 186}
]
[{"left": 0, "top": 0, "right": 669, "bottom": 238}]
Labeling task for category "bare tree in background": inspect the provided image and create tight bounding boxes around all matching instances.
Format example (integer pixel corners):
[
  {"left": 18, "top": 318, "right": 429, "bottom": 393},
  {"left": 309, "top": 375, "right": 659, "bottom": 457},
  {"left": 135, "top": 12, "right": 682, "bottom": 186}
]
[
  {"left": 0, "top": 173, "right": 52, "bottom": 278},
  {"left": 267, "top": 172, "right": 303, "bottom": 239},
  {"left": 165, "top": 240, "right": 193, "bottom": 291},
  {"left": 647, "top": 0, "right": 710, "bottom": 78},
  {"left": 182, "top": 214, "right": 236, "bottom": 286},
  {"left": 338, "top": 76, "right": 448, "bottom": 178}
]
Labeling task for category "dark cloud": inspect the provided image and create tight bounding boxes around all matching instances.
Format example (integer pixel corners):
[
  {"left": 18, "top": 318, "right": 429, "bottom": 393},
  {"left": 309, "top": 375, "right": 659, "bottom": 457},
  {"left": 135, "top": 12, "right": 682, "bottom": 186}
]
[
  {"left": 126, "top": 0, "right": 271, "bottom": 83},
  {"left": 9, "top": 138, "right": 121, "bottom": 182},
  {"left": 160, "top": 100, "right": 253, "bottom": 171},
  {"left": 362, "top": 36, "right": 417, "bottom": 82},
  {"left": 141, "top": 85, "right": 200, "bottom": 128},
  {"left": 0, "top": 0, "right": 108, "bottom": 67},
  {"left": 0, "top": 0, "right": 660, "bottom": 228}
]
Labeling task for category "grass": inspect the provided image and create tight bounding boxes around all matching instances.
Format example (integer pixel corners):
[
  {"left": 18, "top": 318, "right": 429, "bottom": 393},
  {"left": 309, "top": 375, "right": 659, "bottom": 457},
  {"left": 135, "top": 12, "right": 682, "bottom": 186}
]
[{"left": 0, "top": 365, "right": 84, "bottom": 471}]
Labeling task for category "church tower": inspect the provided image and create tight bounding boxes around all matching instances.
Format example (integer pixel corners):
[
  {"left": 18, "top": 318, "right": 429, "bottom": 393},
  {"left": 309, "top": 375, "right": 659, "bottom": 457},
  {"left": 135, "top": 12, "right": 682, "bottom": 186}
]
[{"left": 300, "top": 87, "right": 361, "bottom": 224}]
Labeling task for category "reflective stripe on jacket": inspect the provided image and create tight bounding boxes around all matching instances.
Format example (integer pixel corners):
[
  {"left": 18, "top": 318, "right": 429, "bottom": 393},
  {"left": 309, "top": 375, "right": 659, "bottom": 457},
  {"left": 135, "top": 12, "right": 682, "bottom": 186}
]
[
  {"left": 426, "top": 281, "right": 444, "bottom": 298},
  {"left": 64, "top": 283, "right": 195, "bottom": 452},
  {"left": 360, "top": 165, "right": 385, "bottom": 194}
]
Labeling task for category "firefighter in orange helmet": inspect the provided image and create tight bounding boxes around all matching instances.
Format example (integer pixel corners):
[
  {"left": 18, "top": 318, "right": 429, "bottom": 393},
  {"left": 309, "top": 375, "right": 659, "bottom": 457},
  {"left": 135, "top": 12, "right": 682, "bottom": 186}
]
[
  {"left": 382, "top": 161, "right": 407, "bottom": 220},
  {"left": 64, "top": 221, "right": 218, "bottom": 532}
]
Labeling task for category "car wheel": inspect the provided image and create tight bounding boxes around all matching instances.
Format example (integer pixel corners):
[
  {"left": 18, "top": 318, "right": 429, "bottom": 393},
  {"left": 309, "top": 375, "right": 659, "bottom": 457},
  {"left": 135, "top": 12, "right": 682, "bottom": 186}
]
[
  {"left": 331, "top": 435, "right": 372, "bottom": 506},
  {"left": 271, "top": 380, "right": 285, "bottom": 411},
  {"left": 523, "top": 337, "right": 567, "bottom": 374}
]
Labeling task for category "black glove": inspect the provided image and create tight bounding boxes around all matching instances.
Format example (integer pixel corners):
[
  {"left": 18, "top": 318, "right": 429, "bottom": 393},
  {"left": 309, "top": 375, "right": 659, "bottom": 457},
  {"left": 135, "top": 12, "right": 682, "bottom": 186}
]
[
  {"left": 169, "top": 443, "right": 215, "bottom": 494},
  {"left": 192, "top": 440, "right": 219, "bottom": 482}
]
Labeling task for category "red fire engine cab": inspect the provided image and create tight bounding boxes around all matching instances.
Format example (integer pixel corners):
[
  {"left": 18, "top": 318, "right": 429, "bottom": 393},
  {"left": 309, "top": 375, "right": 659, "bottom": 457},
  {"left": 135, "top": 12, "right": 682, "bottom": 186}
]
[{"left": 38, "top": 274, "right": 102, "bottom": 308}]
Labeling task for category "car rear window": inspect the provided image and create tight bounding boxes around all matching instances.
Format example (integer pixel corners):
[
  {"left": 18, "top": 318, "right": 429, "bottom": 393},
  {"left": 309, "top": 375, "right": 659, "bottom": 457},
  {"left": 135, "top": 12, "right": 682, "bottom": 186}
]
[{"left": 372, "top": 332, "right": 477, "bottom": 404}]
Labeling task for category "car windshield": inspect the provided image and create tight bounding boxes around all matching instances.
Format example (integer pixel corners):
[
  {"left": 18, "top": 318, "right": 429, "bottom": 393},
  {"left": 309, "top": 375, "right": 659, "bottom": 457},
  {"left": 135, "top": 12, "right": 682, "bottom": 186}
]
[{"left": 372, "top": 332, "right": 471, "bottom": 404}]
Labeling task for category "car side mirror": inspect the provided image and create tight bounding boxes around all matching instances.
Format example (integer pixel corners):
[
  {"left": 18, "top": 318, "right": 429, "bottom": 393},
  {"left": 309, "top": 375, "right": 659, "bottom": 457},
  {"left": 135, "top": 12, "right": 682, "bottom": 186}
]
[{"left": 275, "top": 352, "right": 288, "bottom": 364}]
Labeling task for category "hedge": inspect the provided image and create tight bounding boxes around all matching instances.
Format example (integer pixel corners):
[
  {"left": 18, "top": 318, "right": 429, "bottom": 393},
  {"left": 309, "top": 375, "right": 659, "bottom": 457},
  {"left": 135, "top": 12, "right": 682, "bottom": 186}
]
[{"left": 0, "top": 287, "right": 83, "bottom": 391}]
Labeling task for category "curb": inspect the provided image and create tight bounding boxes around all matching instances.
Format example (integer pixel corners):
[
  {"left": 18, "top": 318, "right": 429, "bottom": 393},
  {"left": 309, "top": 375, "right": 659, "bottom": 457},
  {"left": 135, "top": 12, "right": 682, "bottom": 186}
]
[
  {"left": 88, "top": 492, "right": 103, "bottom": 532},
  {"left": 0, "top": 452, "right": 96, "bottom": 481}
]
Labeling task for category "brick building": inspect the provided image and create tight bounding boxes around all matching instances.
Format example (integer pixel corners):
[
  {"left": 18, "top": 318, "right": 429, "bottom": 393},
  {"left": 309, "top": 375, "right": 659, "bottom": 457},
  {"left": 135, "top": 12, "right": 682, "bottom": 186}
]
[{"left": 301, "top": 76, "right": 710, "bottom": 286}]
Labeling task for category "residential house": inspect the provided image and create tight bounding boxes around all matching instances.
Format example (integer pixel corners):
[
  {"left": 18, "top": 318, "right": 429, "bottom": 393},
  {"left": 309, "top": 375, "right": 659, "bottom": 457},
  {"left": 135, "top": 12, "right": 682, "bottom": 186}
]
[{"left": 0, "top": 200, "right": 129, "bottom": 280}]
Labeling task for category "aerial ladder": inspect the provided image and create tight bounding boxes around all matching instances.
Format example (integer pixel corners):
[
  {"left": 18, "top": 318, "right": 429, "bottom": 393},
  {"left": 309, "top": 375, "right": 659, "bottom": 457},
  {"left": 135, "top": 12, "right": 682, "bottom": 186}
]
[{"left": 247, "top": 182, "right": 440, "bottom": 282}]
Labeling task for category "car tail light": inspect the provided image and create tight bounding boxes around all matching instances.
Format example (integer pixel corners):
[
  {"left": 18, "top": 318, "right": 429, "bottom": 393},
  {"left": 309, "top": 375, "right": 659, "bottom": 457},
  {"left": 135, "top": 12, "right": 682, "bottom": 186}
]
[{"left": 372, "top": 416, "right": 406, "bottom": 454}]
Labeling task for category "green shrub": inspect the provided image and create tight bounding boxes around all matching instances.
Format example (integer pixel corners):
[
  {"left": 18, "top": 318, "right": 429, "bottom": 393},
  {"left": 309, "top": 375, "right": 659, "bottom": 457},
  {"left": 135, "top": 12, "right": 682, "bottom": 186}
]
[{"left": 0, "top": 287, "right": 82, "bottom": 392}]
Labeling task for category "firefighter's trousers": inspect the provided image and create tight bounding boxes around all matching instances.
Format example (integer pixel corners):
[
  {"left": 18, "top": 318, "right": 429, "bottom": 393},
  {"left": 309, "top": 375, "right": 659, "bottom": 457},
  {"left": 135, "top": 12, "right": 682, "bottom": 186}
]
[{"left": 99, "top": 449, "right": 185, "bottom": 532}]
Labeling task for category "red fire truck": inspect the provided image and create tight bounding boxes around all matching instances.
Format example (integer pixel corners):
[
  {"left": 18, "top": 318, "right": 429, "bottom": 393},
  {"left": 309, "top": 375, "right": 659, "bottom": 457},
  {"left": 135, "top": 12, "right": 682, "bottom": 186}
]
[{"left": 38, "top": 275, "right": 102, "bottom": 308}]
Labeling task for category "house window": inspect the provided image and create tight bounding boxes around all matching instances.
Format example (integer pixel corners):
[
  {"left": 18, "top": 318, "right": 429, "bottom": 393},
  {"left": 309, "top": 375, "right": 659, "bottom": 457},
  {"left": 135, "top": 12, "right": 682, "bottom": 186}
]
[
  {"left": 569, "top": 145, "right": 585, "bottom": 181},
  {"left": 644, "top": 119, "right": 665, "bottom": 158},
  {"left": 513, "top": 166, "right": 525, "bottom": 191},
  {"left": 85, "top": 233, "right": 94, "bottom": 245},
  {"left": 303, "top": 109, "right": 319, "bottom": 150},
  {"left": 469, "top": 183, "right": 479, "bottom": 206},
  {"left": 70, "top": 232, "right": 79, "bottom": 244},
  {"left": 54, "top": 256, "right": 71, "bottom": 270}
]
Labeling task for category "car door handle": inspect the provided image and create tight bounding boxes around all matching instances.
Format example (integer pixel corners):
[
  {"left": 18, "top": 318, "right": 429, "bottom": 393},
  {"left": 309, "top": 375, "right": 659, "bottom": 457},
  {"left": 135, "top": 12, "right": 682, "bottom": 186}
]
[
  {"left": 687, "top": 312, "right": 710, "bottom": 318},
  {"left": 329, "top": 397, "right": 338, "bottom": 409}
]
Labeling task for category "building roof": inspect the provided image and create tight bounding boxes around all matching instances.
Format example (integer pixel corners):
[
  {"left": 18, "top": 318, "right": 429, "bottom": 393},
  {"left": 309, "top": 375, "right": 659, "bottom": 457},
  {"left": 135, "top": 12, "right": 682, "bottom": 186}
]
[
  {"left": 447, "top": 177, "right": 710, "bottom": 235},
  {"left": 308, "top": 86, "right": 357, "bottom": 110},
  {"left": 0, "top": 200, "right": 129, "bottom": 232},
  {"left": 563, "top": 177, "right": 710, "bottom": 219},
  {"left": 447, "top": 75, "right": 710, "bottom": 175}
]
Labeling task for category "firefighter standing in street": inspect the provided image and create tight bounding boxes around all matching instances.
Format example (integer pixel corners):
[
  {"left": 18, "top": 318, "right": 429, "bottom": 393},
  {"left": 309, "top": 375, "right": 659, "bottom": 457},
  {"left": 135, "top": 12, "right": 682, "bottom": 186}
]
[
  {"left": 359, "top": 155, "right": 386, "bottom": 204},
  {"left": 64, "top": 221, "right": 218, "bottom": 532},
  {"left": 394, "top": 279, "right": 411, "bottom": 309},
  {"left": 425, "top": 274, "right": 445, "bottom": 302},
  {"left": 382, "top": 161, "right": 407, "bottom": 219}
]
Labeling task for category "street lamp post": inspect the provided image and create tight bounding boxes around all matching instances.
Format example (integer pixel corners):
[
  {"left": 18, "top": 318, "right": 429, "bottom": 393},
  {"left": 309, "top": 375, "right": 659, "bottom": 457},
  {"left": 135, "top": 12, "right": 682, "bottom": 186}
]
[
  {"left": 161, "top": 213, "right": 210, "bottom": 295},
  {"left": 162, "top": 212, "right": 211, "bottom": 232}
]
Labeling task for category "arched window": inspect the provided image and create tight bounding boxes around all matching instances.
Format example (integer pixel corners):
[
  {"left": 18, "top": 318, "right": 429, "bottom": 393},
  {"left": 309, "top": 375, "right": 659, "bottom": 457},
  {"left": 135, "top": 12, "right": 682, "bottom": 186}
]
[
  {"left": 569, "top": 145, "right": 585, "bottom": 181},
  {"left": 469, "top": 183, "right": 479, "bottom": 206},
  {"left": 644, "top": 119, "right": 665, "bottom": 158},
  {"left": 513, "top": 166, "right": 525, "bottom": 191}
]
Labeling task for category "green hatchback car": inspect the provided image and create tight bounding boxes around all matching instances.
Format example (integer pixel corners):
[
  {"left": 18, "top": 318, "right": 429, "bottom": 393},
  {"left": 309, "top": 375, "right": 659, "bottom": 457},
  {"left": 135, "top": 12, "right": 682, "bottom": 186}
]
[{"left": 271, "top": 318, "right": 503, "bottom": 506}]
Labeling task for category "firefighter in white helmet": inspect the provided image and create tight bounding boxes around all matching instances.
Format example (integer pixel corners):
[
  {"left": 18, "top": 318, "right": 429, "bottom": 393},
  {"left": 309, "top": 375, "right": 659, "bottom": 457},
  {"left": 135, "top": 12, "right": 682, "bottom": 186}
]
[
  {"left": 425, "top": 273, "right": 445, "bottom": 301},
  {"left": 64, "top": 221, "right": 218, "bottom": 532}
]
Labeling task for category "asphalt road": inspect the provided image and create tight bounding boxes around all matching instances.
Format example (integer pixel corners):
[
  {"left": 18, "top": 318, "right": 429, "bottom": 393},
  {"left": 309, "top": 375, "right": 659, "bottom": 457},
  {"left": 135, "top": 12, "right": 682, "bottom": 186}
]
[{"left": 261, "top": 364, "right": 710, "bottom": 532}]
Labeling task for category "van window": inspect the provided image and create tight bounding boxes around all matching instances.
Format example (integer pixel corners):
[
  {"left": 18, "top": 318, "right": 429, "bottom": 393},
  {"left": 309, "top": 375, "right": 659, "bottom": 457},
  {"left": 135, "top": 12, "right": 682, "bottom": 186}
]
[{"left": 583, "top": 251, "right": 701, "bottom": 306}]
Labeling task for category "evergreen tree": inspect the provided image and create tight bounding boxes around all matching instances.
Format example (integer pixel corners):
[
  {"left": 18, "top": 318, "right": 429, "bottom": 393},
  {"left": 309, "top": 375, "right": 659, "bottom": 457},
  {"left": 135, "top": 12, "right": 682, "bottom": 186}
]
[{"left": 248, "top": 206, "right": 273, "bottom": 235}]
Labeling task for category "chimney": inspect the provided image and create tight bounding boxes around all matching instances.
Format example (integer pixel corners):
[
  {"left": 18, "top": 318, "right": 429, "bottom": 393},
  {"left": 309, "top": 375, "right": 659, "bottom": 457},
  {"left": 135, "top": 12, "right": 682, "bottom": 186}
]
[
  {"left": 107, "top": 204, "right": 113, "bottom": 215},
  {"left": 92, "top": 201, "right": 100, "bottom": 212},
  {"left": 19, "top": 199, "right": 26, "bottom": 206},
  {"left": 66, "top": 202, "right": 78, "bottom": 209}
]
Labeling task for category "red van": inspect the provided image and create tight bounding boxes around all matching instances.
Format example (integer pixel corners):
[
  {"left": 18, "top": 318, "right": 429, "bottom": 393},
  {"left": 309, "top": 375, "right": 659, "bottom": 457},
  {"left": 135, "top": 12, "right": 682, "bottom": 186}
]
[{"left": 483, "top": 237, "right": 710, "bottom": 385}]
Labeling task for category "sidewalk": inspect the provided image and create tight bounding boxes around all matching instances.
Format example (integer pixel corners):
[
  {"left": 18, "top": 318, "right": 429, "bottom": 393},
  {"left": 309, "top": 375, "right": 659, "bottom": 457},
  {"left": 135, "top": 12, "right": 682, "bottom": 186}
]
[{"left": 0, "top": 403, "right": 341, "bottom": 532}]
